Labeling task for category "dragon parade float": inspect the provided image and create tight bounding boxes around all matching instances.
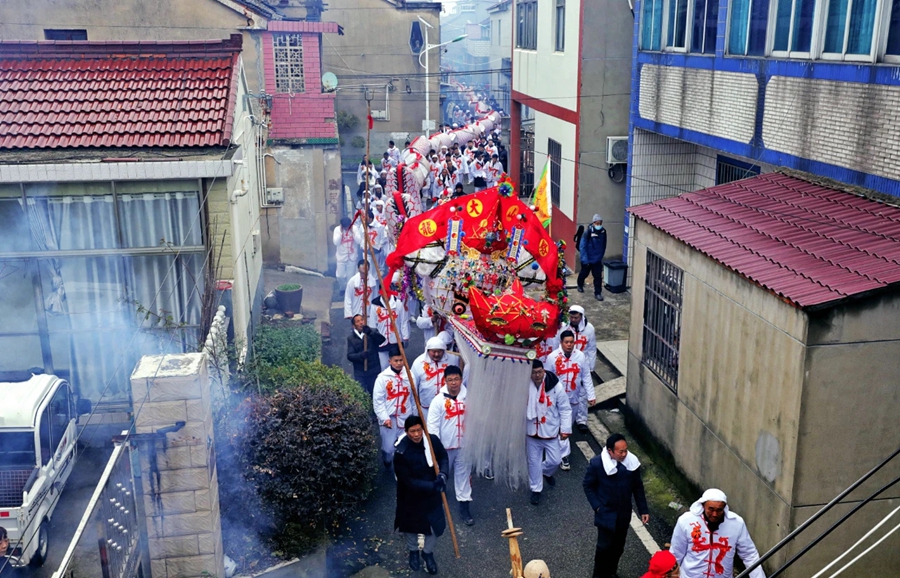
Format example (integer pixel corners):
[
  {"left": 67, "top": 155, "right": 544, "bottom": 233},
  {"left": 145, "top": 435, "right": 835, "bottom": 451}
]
[{"left": 376, "top": 106, "right": 570, "bottom": 488}]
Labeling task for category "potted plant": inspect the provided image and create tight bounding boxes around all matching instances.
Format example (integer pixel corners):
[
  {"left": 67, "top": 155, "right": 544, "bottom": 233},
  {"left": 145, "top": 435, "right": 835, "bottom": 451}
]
[{"left": 275, "top": 283, "right": 303, "bottom": 314}]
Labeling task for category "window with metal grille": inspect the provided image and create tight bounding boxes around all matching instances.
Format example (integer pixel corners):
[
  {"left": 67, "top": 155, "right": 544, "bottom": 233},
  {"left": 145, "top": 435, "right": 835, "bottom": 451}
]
[
  {"left": 715, "top": 155, "right": 760, "bottom": 185},
  {"left": 642, "top": 251, "right": 683, "bottom": 392},
  {"left": 555, "top": 0, "right": 566, "bottom": 51},
  {"left": 273, "top": 34, "right": 305, "bottom": 94},
  {"left": 516, "top": 0, "right": 538, "bottom": 49},
  {"left": 548, "top": 138, "right": 561, "bottom": 207},
  {"left": 44, "top": 29, "right": 87, "bottom": 40}
]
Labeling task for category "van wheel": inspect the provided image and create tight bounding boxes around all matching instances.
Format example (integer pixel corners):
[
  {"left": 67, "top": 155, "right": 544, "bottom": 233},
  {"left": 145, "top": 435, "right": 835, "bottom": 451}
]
[{"left": 29, "top": 522, "right": 49, "bottom": 567}]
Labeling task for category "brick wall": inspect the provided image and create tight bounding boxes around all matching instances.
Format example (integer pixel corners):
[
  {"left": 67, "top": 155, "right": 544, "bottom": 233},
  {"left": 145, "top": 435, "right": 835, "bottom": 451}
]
[
  {"left": 763, "top": 76, "right": 900, "bottom": 183},
  {"left": 638, "top": 64, "right": 757, "bottom": 144},
  {"left": 262, "top": 31, "right": 337, "bottom": 140}
]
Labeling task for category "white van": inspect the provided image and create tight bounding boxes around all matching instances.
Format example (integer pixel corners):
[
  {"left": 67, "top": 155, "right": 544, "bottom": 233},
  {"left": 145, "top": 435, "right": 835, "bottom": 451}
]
[{"left": 0, "top": 375, "right": 90, "bottom": 567}]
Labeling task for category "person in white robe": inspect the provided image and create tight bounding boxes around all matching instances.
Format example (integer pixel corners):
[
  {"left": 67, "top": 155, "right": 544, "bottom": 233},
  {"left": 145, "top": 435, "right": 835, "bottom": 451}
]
[
  {"left": 373, "top": 346, "right": 415, "bottom": 468},
  {"left": 368, "top": 293, "right": 410, "bottom": 369},
  {"left": 332, "top": 216, "right": 359, "bottom": 288},
  {"left": 545, "top": 330, "right": 595, "bottom": 471},
  {"left": 411, "top": 337, "right": 453, "bottom": 421},
  {"left": 525, "top": 360, "right": 571, "bottom": 505},
  {"left": 343, "top": 260, "right": 375, "bottom": 319},
  {"left": 425, "top": 365, "right": 474, "bottom": 525},
  {"left": 670, "top": 489, "right": 766, "bottom": 578}
]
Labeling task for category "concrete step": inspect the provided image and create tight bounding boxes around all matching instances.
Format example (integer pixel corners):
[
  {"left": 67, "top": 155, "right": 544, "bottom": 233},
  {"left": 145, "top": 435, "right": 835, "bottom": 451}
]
[{"left": 594, "top": 375, "right": 626, "bottom": 404}]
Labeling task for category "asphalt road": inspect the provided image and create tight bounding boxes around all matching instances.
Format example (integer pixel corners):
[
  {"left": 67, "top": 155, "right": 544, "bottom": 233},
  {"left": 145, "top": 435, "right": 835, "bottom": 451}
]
[
  {"left": 323, "top": 300, "right": 676, "bottom": 578},
  {"left": 0, "top": 447, "right": 113, "bottom": 578}
]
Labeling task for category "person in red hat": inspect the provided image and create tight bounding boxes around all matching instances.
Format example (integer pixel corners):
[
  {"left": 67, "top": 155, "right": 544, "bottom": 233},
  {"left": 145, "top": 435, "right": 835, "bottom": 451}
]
[{"left": 641, "top": 550, "right": 678, "bottom": 578}]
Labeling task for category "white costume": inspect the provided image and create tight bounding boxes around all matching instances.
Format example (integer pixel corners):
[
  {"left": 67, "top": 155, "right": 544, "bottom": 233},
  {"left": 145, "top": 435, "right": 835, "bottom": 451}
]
[
  {"left": 416, "top": 306, "right": 450, "bottom": 342},
  {"left": 387, "top": 145, "right": 401, "bottom": 165},
  {"left": 410, "top": 338, "right": 453, "bottom": 420},
  {"left": 426, "top": 384, "right": 471, "bottom": 502},
  {"left": 525, "top": 372, "right": 572, "bottom": 493},
  {"left": 343, "top": 271, "right": 375, "bottom": 319},
  {"left": 670, "top": 489, "right": 766, "bottom": 578},
  {"left": 372, "top": 366, "right": 414, "bottom": 462},
  {"left": 557, "top": 305, "right": 597, "bottom": 370},
  {"left": 368, "top": 296, "right": 410, "bottom": 369},
  {"left": 546, "top": 347, "right": 595, "bottom": 437},
  {"left": 486, "top": 160, "right": 503, "bottom": 187},
  {"left": 332, "top": 224, "right": 359, "bottom": 286}
]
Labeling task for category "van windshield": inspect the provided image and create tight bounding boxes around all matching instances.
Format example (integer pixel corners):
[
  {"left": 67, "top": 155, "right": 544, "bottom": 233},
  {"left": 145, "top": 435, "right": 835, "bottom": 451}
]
[{"left": 0, "top": 431, "right": 36, "bottom": 468}]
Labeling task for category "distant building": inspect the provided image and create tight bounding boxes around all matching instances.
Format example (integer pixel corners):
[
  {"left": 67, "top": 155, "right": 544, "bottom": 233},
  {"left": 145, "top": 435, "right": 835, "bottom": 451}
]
[
  {"left": 0, "top": 0, "right": 345, "bottom": 274},
  {"left": 323, "top": 0, "right": 441, "bottom": 153},
  {"left": 626, "top": 0, "right": 900, "bottom": 265},
  {"left": 626, "top": 172, "right": 900, "bottom": 577},
  {"left": 509, "top": 0, "right": 634, "bottom": 264},
  {"left": 487, "top": 0, "right": 512, "bottom": 114},
  {"left": 0, "top": 37, "right": 262, "bottom": 408}
]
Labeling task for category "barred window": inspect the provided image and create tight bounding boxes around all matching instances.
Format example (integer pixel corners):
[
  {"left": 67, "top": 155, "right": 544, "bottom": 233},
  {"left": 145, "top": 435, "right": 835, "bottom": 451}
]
[
  {"left": 716, "top": 155, "right": 760, "bottom": 185},
  {"left": 273, "top": 34, "right": 305, "bottom": 94},
  {"left": 642, "top": 251, "right": 683, "bottom": 392}
]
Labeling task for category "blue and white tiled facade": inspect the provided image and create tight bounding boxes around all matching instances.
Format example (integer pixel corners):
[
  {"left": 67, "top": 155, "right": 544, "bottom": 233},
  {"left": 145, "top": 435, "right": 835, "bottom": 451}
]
[{"left": 624, "top": 0, "right": 900, "bottom": 261}]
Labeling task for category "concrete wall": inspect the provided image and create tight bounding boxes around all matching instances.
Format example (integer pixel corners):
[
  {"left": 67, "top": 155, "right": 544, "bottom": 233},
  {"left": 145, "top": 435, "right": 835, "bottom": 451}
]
[
  {"left": 132, "top": 352, "right": 225, "bottom": 578},
  {"left": 511, "top": 0, "right": 579, "bottom": 112},
  {"left": 575, "top": 0, "right": 632, "bottom": 259},
  {"left": 487, "top": 4, "right": 512, "bottom": 113},
  {"left": 782, "top": 292, "right": 900, "bottom": 575},
  {"left": 324, "top": 0, "right": 441, "bottom": 157},
  {"left": 261, "top": 146, "right": 342, "bottom": 271},
  {"left": 627, "top": 219, "right": 809, "bottom": 571},
  {"left": 0, "top": 0, "right": 264, "bottom": 91}
]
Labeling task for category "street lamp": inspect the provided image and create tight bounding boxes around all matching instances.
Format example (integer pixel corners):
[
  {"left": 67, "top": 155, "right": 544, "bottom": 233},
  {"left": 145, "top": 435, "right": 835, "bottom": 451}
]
[{"left": 417, "top": 15, "right": 467, "bottom": 135}]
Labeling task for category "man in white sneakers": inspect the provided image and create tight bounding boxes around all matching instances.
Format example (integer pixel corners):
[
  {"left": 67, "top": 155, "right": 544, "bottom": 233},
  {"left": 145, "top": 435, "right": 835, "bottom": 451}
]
[
  {"left": 411, "top": 336, "right": 453, "bottom": 421},
  {"left": 546, "top": 330, "right": 595, "bottom": 471},
  {"left": 525, "top": 360, "right": 572, "bottom": 505},
  {"left": 426, "top": 365, "right": 474, "bottom": 525},
  {"left": 373, "top": 346, "right": 415, "bottom": 470}
]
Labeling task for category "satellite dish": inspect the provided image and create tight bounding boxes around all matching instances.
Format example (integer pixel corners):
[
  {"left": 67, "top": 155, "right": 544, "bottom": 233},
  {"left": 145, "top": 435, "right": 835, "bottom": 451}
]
[{"left": 322, "top": 72, "right": 338, "bottom": 92}]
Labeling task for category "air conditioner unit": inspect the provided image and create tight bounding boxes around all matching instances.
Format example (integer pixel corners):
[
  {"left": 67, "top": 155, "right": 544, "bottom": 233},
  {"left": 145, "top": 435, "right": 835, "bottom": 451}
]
[{"left": 606, "top": 136, "right": 629, "bottom": 165}]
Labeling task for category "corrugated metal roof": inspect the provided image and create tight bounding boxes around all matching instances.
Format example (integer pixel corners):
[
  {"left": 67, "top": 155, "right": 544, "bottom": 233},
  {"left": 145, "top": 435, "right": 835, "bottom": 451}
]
[
  {"left": 629, "top": 173, "right": 900, "bottom": 309},
  {"left": 0, "top": 37, "right": 242, "bottom": 150}
]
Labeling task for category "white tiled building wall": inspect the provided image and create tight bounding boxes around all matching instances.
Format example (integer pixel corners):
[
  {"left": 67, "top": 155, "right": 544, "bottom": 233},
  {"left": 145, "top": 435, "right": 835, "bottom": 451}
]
[
  {"left": 638, "top": 65, "right": 758, "bottom": 144},
  {"left": 763, "top": 76, "right": 900, "bottom": 182}
]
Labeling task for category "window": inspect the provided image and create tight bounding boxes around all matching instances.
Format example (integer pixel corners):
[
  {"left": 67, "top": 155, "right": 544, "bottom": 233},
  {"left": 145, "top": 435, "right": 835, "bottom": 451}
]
[
  {"left": 548, "top": 139, "right": 562, "bottom": 207},
  {"left": 0, "top": 181, "right": 205, "bottom": 407},
  {"left": 48, "top": 384, "right": 71, "bottom": 455},
  {"left": 555, "top": 0, "right": 566, "bottom": 51},
  {"left": 642, "top": 252, "right": 683, "bottom": 393},
  {"left": 666, "top": 0, "right": 691, "bottom": 49},
  {"left": 822, "top": 0, "right": 879, "bottom": 57},
  {"left": 729, "top": 0, "right": 772, "bottom": 54},
  {"left": 691, "top": 0, "right": 719, "bottom": 52},
  {"left": 44, "top": 29, "right": 87, "bottom": 41},
  {"left": 772, "top": 0, "right": 817, "bottom": 55},
  {"left": 273, "top": 34, "right": 305, "bottom": 94},
  {"left": 516, "top": 0, "right": 538, "bottom": 49},
  {"left": 888, "top": 0, "right": 900, "bottom": 55},
  {"left": 642, "top": 0, "right": 665, "bottom": 49},
  {"left": 716, "top": 155, "right": 760, "bottom": 184}
]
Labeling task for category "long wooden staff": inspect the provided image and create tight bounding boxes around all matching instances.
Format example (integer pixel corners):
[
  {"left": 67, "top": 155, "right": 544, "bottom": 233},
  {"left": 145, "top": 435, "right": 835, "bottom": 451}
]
[
  {"left": 361, "top": 99, "right": 372, "bottom": 370},
  {"left": 365, "top": 242, "right": 461, "bottom": 558}
]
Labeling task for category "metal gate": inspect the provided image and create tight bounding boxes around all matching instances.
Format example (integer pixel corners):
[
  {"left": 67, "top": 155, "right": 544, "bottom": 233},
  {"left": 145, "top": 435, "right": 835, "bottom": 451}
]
[
  {"left": 52, "top": 434, "right": 146, "bottom": 578},
  {"left": 519, "top": 124, "right": 535, "bottom": 195}
]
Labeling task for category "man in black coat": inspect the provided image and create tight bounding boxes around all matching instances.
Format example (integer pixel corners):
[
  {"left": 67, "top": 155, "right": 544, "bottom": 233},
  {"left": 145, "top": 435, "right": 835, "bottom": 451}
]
[
  {"left": 346, "top": 314, "right": 385, "bottom": 395},
  {"left": 583, "top": 433, "right": 650, "bottom": 578},
  {"left": 394, "top": 415, "right": 449, "bottom": 575}
]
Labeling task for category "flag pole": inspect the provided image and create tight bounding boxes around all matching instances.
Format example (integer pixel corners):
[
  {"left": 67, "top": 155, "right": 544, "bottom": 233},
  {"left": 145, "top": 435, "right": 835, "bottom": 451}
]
[{"left": 361, "top": 96, "right": 372, "bottom": 371}]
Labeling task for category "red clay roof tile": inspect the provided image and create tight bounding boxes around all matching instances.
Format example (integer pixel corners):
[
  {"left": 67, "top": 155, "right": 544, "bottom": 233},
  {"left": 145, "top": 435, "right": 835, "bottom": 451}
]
[
  {"left": 0, "top": 37, "right": 241, "bottom": 150},
  {"left": 629, "top": 173, "right": 900, "bottom": 309}
]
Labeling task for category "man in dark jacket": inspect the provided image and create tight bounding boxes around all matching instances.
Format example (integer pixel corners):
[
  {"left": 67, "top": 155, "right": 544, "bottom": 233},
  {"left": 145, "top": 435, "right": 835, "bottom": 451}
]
[
  {"left": 346, "top": 314, "right": 386, "bottom": 395},
  {"left": 394, "top": 415, "right": 449, "bottom": 575},
  {"left": 578, "top": 214, "right": 608, "bottom": 301},
  {"left": 583, "top": 433, "right": 650, "bottom": 578}
]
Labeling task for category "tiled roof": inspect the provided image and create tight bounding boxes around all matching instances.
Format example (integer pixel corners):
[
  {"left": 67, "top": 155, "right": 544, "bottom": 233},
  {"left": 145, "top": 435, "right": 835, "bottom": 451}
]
[
  {"left": 628, "top": 173, "right": 900, "bottom": 309},
  {"left": 0, "top": 36, "right": 243, "bottom": 150}
]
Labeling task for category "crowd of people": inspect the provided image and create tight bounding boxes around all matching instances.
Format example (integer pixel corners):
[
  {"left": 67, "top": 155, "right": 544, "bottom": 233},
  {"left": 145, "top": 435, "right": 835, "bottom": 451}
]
[{"left": 331, "top": 140, "right": 766, "bottom": 578}]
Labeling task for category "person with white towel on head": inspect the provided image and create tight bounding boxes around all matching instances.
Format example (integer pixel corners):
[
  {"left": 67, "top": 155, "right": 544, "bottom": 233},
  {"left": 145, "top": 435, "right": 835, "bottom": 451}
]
[{"left": 411, "top": 336, "right": 453, "bottom": 421}]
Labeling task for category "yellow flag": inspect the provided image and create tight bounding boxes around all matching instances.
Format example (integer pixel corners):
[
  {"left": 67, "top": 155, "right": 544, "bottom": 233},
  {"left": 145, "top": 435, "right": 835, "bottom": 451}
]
[{"left": 531, "top": 156, "right": 551, "bottom": 228}]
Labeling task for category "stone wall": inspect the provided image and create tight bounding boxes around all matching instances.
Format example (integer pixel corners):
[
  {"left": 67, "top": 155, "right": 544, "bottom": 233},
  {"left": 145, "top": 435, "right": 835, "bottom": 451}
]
[{"left": 131, "top": 352, "right": 225, "bottom": 578}]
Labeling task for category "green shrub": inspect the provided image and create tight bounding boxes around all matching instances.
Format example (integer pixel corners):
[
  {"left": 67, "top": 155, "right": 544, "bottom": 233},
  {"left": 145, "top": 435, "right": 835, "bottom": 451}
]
[
  {"left": 336, "top": 110, "right": 359, "bottom": 132},
  {"left": 350, "top": 136, "right": 366, "bottom": 148},
  {"left": 249, "top": 324, "right": 320, "bottom": 368},
  {"left": 235, "top": 385, "right": 377, "bottom": 556},
  {"left": 254, "top": 360, "right": 371, "bottom": 408},
  {"left": 276, "top": 283, "right": 301, "bottom": 291}
]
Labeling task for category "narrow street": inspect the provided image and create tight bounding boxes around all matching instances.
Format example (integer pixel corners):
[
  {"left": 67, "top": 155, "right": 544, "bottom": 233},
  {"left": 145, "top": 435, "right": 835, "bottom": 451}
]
[{"left": 323, "top": 296, "right": 678, "bottom": 578}]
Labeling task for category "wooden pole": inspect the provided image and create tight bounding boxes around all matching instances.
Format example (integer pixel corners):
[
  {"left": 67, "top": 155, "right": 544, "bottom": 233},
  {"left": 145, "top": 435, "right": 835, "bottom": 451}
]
[
  {"left": 361, "top": 99, "right": 372, "bottom": 370},
  {"left": 364, "top": 242, "right": 461, "bottom": 559},
  {"left": 502, "top": 508, "right": 524, "bottom": 578}
]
